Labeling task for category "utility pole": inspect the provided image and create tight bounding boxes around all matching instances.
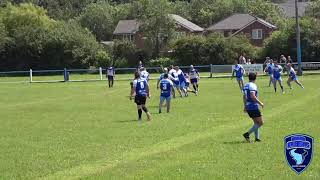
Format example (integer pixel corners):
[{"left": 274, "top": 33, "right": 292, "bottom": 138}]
[{"left": 295, "top": 0, "right": 303, "bottom": 75}]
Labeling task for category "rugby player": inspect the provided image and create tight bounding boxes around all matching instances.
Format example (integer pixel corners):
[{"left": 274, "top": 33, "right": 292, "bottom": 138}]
[
  {"left": 130, "top": 72, "right": 152, "bottom": 122},
  {"left": 242, "top": 73, "right": 264, "bottom": 142}
]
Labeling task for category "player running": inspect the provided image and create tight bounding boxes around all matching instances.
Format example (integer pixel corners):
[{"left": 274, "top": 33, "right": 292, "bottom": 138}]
[
  {"left": 231, "top": 61, "right": 245, "bottom": 91},
  {"left": 189, "top": 65, "right": 200, "bottom": 92},
  {"left": 264, "top": 59, "right": 274, "bottom": 87},
  {"left": 272, "top": 61, "right": 285, "bottom": 94},
  {"left": 175, "top": 66, "right": 187, "bottom": 97},
  {"left": 159, "top": 74, "right": 173, "bottom": 113},
  {"left": 169, "top": 65, "right": 182, "bottom": 98},
  {"left": 184, "top": 73, "right": 197, "bottom": 96},
  {"left": 130, "top": 72, "right": 152, "bottom": 122},
  {"left": 243, "top": 73, "right": 264, "bottom": 143},
  {"left": 287, "top": 63, "right": 304, "bottom": 89}
]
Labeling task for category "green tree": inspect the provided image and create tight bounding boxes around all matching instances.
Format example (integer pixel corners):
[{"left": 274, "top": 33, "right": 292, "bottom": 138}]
[{"left": 138, "top": 0, "right": 175, "bottom": 57}]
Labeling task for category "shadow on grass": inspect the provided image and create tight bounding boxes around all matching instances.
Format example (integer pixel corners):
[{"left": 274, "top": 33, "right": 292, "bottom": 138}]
[{"left": 223, "top": 140, "right": 248, "bottom": 145}]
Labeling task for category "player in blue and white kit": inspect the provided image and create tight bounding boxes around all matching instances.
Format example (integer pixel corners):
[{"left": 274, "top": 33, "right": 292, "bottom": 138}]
[
  {"left": 287, "top": 63, "right": 304, "bottom": 89},
  {"left": 189, "top": 65, "right": 200, "bottom": 92},
  {"left": 184, "top": 73, "right": 197, "bottom": 96},
  {"left": 157, "top": 68, "right": 174, "bottom": 89},
  {"left": 272, "top": 61, "right": 285, "bottom": 93},
  {"left": 139, "top": 67, "right": 150, "bottom": 82},
  {"left": 175, "top": 66, "right": 187, "bottom": 97},
  {"left": 264, "top": 59, "right": 274, "bottom": 87},
  {"left": 169, "top": 65, "right": 182, "bottom": 98},
  {"left": 242, "top": 73, "right": 264, "bottom": 142},
  {"left": 159, "top": 74, "right": 173, "bottom": 113},
  {"left": 130, "top": 72, "right": 151, "bottom": 122},
  {"left": 231, "top": 60, "right": 245, "bottom": 91}
]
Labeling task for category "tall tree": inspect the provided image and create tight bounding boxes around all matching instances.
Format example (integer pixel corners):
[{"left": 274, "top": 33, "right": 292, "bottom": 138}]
[{"left": 138, "top": 0, "right": 175, "bottom": 57}]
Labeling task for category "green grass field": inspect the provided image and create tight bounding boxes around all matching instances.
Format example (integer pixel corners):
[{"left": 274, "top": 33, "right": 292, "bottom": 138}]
[{"left": 0, "top": 75, "right": 319, "bottom": 180}]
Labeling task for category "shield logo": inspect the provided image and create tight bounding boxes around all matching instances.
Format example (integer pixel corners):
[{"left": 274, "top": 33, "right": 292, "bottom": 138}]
[{"left": 284, "top": 134, "right": 314, "bottom": 174}]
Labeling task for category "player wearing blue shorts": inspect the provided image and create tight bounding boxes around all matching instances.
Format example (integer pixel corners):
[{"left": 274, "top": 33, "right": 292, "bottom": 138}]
[
  {"left": 231, "top": 60, "right": 245, "bottom": 91},
  {"left": 130, "top": 72, "right": 151, "bottom": 122},
  {"left": 169, "top": 65, "right": 182, "bottom": 98},
  {"left": 272, "top": 61, "right": 285, "bottom": 93},
  {"left": 189, "top": 65, "right": 200, "bottom": 92},
  {"left": 287, "top": 63, "right": 304, "bottom": 89},
  {"left": 175, "top": 66, "right": 187, "bottom": 97},
  {"left": 264, "top": 59, "right": 274, "bottom": 87},
  {"left": 243, "top": 73, "right": 264, "bottom": 143},
  {"left": 159, "top": 74, "right": 173, "bottom": 113},
  {"left": 184, "top": 73, "right": 197, "bottom": 96}
]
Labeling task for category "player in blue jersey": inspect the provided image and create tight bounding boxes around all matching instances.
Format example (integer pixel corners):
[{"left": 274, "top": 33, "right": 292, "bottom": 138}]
[
  {"left": 130, "top": 72, "right": 152, "bottom": 122},
  {"left": 242, "top": 73, "right": 264, "bottom": 142},
  {"left": 157, "top": 68, "right": 174, "bottom": 89},
  {"left": 231, "top": 60, "right": 246, "bottom": 91},
  {"left": 264, "top": 59, "right": 274, "bottom": 87},
  {"left": 286, "top": 63, "right": 304, "bottom": 89},
  {"left": 272, "top": 61, "right": 285, "bottom": 93},
  {"left": 159, "top": 74, "right": 174, "bottom": 113},
  {"left": 189, "top": 65, "right": 200, "bottom": 92},
  {"left": 175, "top": 66, "right": 188, "bottom": 97}
]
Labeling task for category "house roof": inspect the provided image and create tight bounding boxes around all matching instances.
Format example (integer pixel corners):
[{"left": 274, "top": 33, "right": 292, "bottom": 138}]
[
  {"left": 170, "top": 14, "right": 204, "bottom": 32},
  {"left": 277, "top": 0, "right": 310, "bottom": 18},
  {"left": 207, "top": 13, "right": 276, "bottom": 31},
  {"left": 113, "top": 20, "right": 140, "bottom": 35}
]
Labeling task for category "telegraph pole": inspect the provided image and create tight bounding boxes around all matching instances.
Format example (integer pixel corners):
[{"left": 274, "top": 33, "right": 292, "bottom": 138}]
[{"left": 295, "top": 0, "right": 302, "bottom": 75}]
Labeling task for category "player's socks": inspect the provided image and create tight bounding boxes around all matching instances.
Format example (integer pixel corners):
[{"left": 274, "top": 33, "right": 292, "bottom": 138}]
[
  {"left": 254, "top": 127, "right": 260, "bottom": 140},
  {"left": 243, "top": 132, "right": 250, "bottom": 142},
  {"left": 248, "top": 124, "right": 259, "bottom": 135},
  {"left": 274, "top": 88, "right": 277, "bottom": 93},
  {"left": 159, "top": 109, "right": 161, "bottom": 114},
  {"left": 138, "top": 109, "right": 142, "bottom": 120}
]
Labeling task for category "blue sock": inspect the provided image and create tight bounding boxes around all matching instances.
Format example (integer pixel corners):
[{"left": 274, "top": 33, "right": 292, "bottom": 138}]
[
  {"left": 248, "top": 124, "right": 259, "bottom": 135},
  {"left": 254, "top": 126, "right": 260, "bottom": 139}
]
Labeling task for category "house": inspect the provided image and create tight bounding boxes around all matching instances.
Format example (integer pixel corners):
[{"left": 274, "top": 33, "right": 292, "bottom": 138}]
[
  {"left": 206, "top": 14, "right": 277, "bottom": 47},
  {"left": 113, "top": 14, "right": 204, "bottom": 49},
  {"left": 277, "top": 0, "right": 310, "bottom": 18}
]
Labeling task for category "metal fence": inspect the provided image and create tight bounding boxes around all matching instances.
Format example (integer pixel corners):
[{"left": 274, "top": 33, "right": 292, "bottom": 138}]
[{"left": 0, "top": 62, "right": 319, "bottom": 83}]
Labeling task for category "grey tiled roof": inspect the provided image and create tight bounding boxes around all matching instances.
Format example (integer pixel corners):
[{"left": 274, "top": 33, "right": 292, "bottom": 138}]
[
  {"left": 113, "top": 20, "right": 140, "bottom": 35},
  {"left": 170, "top": 14, "right": 204, "bottom": 32},
  {"left": 207, "top": 14, "right": 276, "bottom": 31}
]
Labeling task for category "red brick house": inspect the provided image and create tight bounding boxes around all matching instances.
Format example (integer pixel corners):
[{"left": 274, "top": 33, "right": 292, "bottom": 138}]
[
  {"left": 206, "top": 14, "right": 277, "bottom": 47},
  {"left": 113, "top": 14, "right": 204, "bottom": 49}
]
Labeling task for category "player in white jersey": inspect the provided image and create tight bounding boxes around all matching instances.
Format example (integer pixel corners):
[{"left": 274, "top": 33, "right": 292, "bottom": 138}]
[
  {"left": 139, "top": 67, "right": 150, "bottom": 81},
  {"left": 189, "top": 65, "right": 200, "bottom": 92},
  {"left": 157, "top": 68, "right": 174, "bottom": 89},
  {"left": 106, "top": 66, "right": 115, "bottom": 88},
  {"left": 184, "top": 73, "right": 197, "bottom": 96},
  {"left": 169, "top": 65, "right": 182, "bottom": 98},
  {"left": 231, "top": 60, "right": 245, "bottom": 91},
  {"left": 286, "top": 63, "right": 304, "bottom": 89}
]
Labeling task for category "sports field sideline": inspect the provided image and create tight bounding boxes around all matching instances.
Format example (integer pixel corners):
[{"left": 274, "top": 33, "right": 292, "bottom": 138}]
[{"left": 0, "top": 75, "right": 319, "bottom": 179}]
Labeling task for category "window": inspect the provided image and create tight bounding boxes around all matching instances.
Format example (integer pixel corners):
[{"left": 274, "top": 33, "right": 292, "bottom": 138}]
[
  {"left": 122, "top": 34, "right": 133, "bottom": 42},
  {"left": 252, "top": 29, "right": 263, "bottom": 40}
]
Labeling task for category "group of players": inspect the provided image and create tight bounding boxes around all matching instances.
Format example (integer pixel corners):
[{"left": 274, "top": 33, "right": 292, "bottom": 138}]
[
  {"left": 128, "top": 59, "right": 304, "bottom": 142},
  {"left": 129, "top": 65, "right": 200, "bottom": 122},
  {"left": 230, "top": 59, "right": 305, "bottom": 142},
  {"left": 231, "top": 59, "right": 304, "bottom": 94}
]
